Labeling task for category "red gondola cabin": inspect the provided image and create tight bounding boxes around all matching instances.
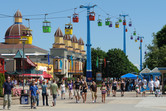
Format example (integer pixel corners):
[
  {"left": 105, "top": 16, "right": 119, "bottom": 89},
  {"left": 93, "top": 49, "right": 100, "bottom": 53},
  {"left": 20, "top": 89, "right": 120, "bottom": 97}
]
[
  {"left": 89, "top": 12, "right": 95, "bottom": 21},
  {"left": 123, "top": 20, "right": 126, "bottom": 25},
  {"left": 73, "top": 14, "right": 79, "bottom": 23}
]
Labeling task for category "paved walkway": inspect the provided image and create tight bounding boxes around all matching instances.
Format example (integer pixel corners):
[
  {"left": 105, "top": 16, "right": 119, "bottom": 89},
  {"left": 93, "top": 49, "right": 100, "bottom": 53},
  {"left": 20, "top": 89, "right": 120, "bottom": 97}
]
[{"left": 0, "top": 86, "right": 166, "bottom": 111}]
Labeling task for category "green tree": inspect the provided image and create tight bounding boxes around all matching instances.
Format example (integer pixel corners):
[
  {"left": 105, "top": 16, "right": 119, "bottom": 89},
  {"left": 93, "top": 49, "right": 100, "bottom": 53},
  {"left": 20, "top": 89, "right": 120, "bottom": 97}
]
[
  {"left": 144, "top": 34, "right": 159, "bottom": 69},
  {"left": 83, "top": 48, "right": 138, "bottom": 80},
  {"left": 156, "top": 25, "right": 166, "bottom": 48},
  {"left": 0, "top": 73, "right": 5, "bottom": 96},
  {"left": 144, "top": 26, "right": 166, "bottom": 69},
  {"left": 106, "top": 49, "right": 138, "bottom": 78}
]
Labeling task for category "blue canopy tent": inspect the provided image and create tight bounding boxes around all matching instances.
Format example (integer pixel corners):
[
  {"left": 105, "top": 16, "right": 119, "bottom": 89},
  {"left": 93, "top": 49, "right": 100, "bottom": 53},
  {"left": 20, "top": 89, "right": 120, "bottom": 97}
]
[{"left": 121, "top": 73, "right": 137, "bottom": 79}]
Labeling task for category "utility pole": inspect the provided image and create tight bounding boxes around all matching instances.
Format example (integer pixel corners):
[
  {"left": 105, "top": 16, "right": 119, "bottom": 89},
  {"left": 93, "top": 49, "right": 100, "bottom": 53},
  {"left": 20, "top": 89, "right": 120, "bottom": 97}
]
[
  {"left": 119, "top": 14, "right": 129, "bottom": 55},
  {"left": 137, "top": 36, "right": 144, "bottom": 71},
  {"left": 80, "top": 4, "right": 96, "bottom": 82}
]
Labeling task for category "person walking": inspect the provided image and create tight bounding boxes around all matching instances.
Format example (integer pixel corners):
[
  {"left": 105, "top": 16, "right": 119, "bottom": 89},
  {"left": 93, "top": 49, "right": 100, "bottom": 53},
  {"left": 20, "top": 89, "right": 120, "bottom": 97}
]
[
  {"left": 68, "top": 80, "right": 73, "bottom": 99},
  {"left": 81, "top": 81, "right": 88, "bottom": 103},
  {"left": 60, "top": 81, "right": 66, "bottom": 100},
  {"left": 112, "top": 78, "right": 118, "bottom": 97},
  {"left": 74, "top": 78, "right": 81, "bottom": 103},
  {"left": 120, "top": 79, "right": 125, "bottom": 97},
  {"left": 100, "top": 82, "right": 107, "bottom": 103},
  {"left": 3, "top": 76, "right": 14, "bottom": 110},
  {"left": 50, "top": 79, "right": 59, "bottom": 107},
  {"left": 141, "top": 77, "right": 147, "bottom": 97},
  {"left": 90, "top": 81, "right": 97, "bottom": 103},
  {"left": 41, "top": 81, "right": 49, "bottom": 106},
  {"left": 148, "top": 78, "right": 154, "bottom": 94},
  {"left": 35, "top": 82, "right": 40, "bottom": 106},
  {"left": 106, "top": 80, "right": 111, "bottom": 97},
  {"left": 154, "top": 77, "right": 160, "bottom": 93},
  {"left": 29, "top": 81, "right": 39, "bottom": 109}
]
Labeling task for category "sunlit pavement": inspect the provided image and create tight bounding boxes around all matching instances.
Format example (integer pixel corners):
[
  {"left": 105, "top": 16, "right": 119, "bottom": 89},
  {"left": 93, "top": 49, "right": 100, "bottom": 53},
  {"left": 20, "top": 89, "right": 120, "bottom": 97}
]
[{"left": 1, "top": 87, "right": 166, "bottom": 111}]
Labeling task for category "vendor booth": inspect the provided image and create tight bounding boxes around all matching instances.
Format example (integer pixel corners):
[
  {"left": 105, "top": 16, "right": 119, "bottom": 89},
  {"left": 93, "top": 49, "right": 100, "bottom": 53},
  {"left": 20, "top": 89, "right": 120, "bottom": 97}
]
[{"left": 121, "top": 73, "right": 137, "bottom": 79}]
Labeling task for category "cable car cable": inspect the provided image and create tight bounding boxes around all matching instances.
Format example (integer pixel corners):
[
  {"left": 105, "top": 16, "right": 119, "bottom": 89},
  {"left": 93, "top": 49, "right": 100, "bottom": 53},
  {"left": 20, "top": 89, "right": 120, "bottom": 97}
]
[{"left": 22, "top": 7, "right": 77, "bottom": 17}]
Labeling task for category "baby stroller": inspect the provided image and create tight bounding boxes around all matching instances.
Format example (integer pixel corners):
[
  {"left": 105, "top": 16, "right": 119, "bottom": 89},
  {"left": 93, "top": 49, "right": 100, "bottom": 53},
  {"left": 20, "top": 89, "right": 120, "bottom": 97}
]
[{"left": 155, "top": 88, "right": 162, "bottom": 97}]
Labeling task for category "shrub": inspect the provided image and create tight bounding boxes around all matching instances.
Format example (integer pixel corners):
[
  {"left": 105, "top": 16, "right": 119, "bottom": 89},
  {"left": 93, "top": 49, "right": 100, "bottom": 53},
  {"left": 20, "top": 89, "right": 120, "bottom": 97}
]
[{"left": 0, "top": 73, "right": 5, "bottom": 97}]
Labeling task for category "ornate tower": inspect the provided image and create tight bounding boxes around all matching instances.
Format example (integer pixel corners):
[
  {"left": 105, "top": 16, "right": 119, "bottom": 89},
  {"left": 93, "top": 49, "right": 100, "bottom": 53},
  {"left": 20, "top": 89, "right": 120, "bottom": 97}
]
[
  {"left": 71, "top": 35, "right": 80, "bottom": 53},
  {"left": 5, "top": 10, "right": 32, "bottom": 44},
  {"left": 53, "top": 27, "right": 65, "bottom": 48},
  {"left": 63, "top": 34, "right": 73, "bottom": 51},
  {"left": 78, "top": 38, "right": 86, "bottom": 55}
]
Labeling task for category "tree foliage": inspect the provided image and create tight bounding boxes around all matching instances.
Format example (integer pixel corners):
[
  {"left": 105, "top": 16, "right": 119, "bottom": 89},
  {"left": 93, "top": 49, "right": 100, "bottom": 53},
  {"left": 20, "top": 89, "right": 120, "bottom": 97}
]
[
  {"left": 0, "top": 73, "right": 5, "bottom": 97},
  {"left": 144, "top": 25, "right": 166, "bottom": 69},
  {"left": 83, "top": 47, "right": 139, "bottom": 79}
]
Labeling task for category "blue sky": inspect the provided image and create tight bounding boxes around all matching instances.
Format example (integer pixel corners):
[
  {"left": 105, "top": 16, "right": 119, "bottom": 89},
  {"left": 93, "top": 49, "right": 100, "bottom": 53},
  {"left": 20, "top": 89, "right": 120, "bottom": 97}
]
[{"left": 0, "top": 0, "right": 165, "bottom": 69}]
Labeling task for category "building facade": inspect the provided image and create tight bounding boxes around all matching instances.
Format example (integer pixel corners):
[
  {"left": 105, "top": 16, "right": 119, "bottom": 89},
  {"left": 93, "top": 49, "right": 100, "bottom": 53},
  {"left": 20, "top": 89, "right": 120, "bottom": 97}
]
[{"left": 50, "top": 28, "right": 86, "bottom": 79}]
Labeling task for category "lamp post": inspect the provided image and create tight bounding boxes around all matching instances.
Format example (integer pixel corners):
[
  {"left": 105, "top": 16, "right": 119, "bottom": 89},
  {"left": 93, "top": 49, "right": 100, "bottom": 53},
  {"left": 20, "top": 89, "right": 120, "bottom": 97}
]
[
  {"left": 20, "top": 38, "right": 27, "bottom": 93},
  {"left": 106, "top": 61, "right": 110, "bottom": 78}
]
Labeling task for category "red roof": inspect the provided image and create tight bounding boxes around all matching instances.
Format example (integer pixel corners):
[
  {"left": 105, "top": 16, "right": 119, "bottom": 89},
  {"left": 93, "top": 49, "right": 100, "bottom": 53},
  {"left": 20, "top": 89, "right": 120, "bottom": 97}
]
[
  {"left": 19, "top": 72, "right": 52, "bottom": 79},
  {"left": 43, "top": 71, "right": 52, "bottom": 79}
]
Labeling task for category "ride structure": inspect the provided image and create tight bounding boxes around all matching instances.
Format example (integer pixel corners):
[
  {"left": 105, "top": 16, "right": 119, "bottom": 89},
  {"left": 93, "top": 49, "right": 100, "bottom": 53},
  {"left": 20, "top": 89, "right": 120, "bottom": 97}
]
[
  {"left": 65, "top": 16, "right": 73, "bottom": 35},
  {"left": 73, "top": 8, "right": 79, "bottom": 23},
  {"left": 138, "top": 36, "right": 144, "bottom": 71},
  {"left": 80, "top": 4, "right": 96, "bottom": 82},
  {"left": 131, "top": 35, "right": 144, "bottom": 71},
  {"left": 119, "top": 14, "right": 129, "bottom": 55},
  {"left": 43, "top": 14, "right": 51, "bottom": 33}
]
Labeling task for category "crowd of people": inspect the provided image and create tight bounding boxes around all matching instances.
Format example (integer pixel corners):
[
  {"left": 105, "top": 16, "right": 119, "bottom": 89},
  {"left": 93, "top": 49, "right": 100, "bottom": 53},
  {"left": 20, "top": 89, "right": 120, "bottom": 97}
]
[{"left": 2, "top": 76, "right": 161, "bottom": 110}]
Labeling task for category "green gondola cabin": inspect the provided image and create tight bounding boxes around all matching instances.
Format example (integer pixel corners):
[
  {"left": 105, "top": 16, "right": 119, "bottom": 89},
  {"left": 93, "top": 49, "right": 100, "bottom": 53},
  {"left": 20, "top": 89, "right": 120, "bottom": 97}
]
[
  {"left": 98, "top": 19, "right": 102, "bottom": 26},
  {"left": 43, "top": 21, "right": 51, "bottom": 33}
]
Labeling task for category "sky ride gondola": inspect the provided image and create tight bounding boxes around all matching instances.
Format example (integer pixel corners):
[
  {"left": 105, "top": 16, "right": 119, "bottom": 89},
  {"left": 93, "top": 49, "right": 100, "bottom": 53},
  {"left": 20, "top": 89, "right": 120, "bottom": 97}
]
[
  {"left": 105, "top": 14, "right": 110, "bottom": 26},
  {"left": 89, "top": 11, "right": 95, "bottom": 21},
  {"left": 129, "top": 21, "right": 132, "bottom": 27},
  {"left": 73, "top": 8, "right": 79, "bottom": 23},
  {"left": 123, "top": 19, "right": 126, "bottom": 25},
  {"left": 65, "top": 16, "right": 73, "bottom": 35},
  {"left": 43, "top": 14, "right": 51, "bottom": 33},
  {"left": 109, "top": 21, "right": 112, "bottom": 27},
  {"left": 115, "top": 22, "right": 119, "bottom": 28},
  {"left": 97, "top": 15, "right": 102, "bottom": 26}
]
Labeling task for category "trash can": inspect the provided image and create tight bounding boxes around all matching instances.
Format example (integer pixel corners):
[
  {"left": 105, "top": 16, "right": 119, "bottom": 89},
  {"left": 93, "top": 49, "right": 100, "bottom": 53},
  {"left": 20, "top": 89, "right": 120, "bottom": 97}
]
[{"left": 20, "top": 90, "right": 30, "bottom": 104}]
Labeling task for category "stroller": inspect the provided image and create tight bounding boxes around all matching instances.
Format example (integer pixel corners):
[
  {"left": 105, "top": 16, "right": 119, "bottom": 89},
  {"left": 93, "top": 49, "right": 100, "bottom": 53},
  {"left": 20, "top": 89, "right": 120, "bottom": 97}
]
[{"left": 155, "top": 88, "right": 162, "bottom": 97}]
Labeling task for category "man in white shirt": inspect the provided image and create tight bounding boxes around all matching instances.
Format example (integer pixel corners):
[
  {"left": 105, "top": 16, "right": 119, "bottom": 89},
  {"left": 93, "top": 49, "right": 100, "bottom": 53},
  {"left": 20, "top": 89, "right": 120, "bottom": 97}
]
[
  {"left": 148, "top": 78, "right": 154, "bottom": 94},
  {"left": 154, "top": 77, "right": 160, "bottom": 91}
]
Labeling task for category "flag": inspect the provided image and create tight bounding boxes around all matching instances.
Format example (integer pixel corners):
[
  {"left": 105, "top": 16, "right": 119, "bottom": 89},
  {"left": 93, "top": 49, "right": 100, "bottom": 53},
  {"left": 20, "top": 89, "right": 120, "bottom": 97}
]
[
  {"left": 70, "top": 60, "right": 72, "bottom": 70},
  {"left": 48, "top": 53, "right": 50, "bottom": 65},
  {"left": 104, "top": 58, "right": 106, "bottom": 68},
  {"left": 70, "top": 56, "right": 73, "bottom": 68},
  {"left": 96, "top": 56, "right": 98, "bottom": 68},
  {"left": 60, "top": 59, "right": 63, "bottom": 69}
]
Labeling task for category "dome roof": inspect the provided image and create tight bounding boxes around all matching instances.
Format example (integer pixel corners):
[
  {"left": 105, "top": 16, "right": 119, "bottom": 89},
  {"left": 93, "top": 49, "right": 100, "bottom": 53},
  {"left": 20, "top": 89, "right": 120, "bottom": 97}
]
[
  {"left": 78, "top": 38, "right": 84, "bottom": 45},
  {"left": 54, "top": 27, "right": 63, "bottom": 37},
  {"left": 64, "top": 34, "right": 71, "bottom": 40},
  {"left": 14, "top": 10, "right": 22, "bottom": 17},
  {"left": 71, "top": 35, "right": 78, "bottom": 43},
  {"left": 5, "top": 24, "right": 27, "bottom": 38}
]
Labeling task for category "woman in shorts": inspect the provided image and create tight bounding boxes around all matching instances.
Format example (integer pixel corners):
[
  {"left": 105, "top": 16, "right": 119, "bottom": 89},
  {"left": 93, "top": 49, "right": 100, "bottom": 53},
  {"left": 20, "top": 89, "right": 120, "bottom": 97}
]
[
  {"left": 60, "top": 81, "right": 66, "bottom": 99},
  {"left": 81, "top": 81, "right": 88, "bottom": 103},
  {"left": 100, "top": 82, "right": 107, "bottom": 103},
  {"left": 112, "top": 78, "right": 118, "bottom": 97},
  {"left": 120, "top": 79, "right": 125, "bottom": 97}
]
